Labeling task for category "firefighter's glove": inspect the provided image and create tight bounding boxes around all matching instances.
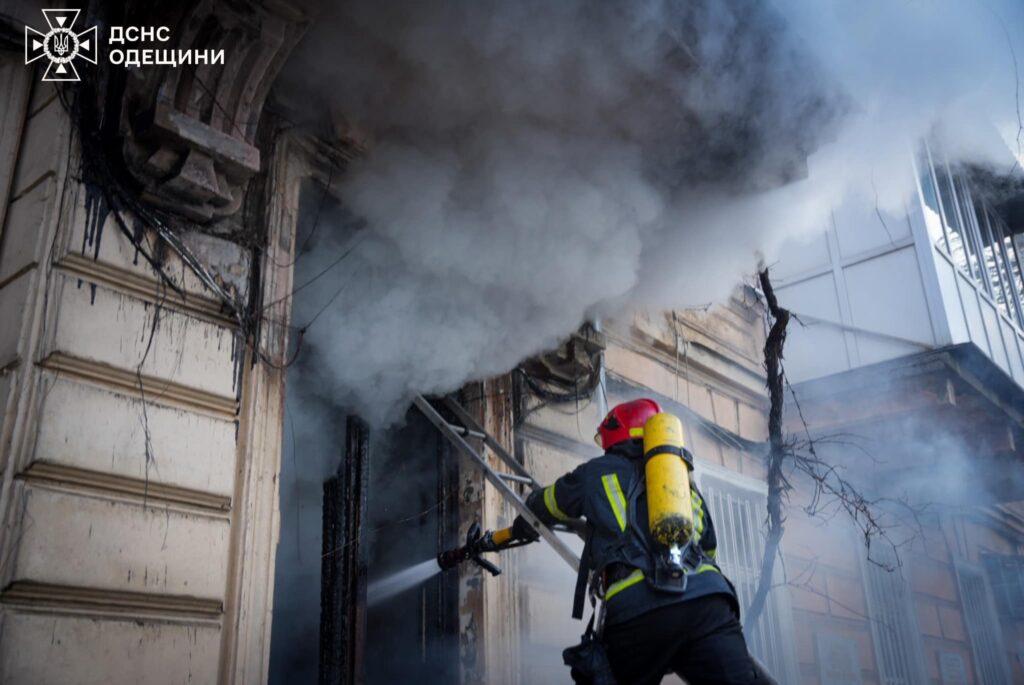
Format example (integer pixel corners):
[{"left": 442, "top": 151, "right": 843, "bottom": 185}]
[{"left": 511, "top": 515, "right": 540, "bottom": 543}]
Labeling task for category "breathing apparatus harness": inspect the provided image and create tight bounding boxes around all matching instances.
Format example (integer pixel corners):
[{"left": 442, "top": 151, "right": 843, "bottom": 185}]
[
  {"left": 564, "top": 412, "right": 710, "bottom": 685},
  {"left": 571, "top": 412, "right": 712, "bottom": 621}
]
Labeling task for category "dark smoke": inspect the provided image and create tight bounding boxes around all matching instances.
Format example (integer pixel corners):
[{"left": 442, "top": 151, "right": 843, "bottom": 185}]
[
  {"left": 278, "top": 0, "right": 1021, "bottom": 424},
  {"left": 280, "top": 0, "right": 845, "bottom": 424}
]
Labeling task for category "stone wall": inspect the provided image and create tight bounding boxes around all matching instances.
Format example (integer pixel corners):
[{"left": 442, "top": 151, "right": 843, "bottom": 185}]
[{"left": 0, "top": 62, "right": 294, "bottom": 684}]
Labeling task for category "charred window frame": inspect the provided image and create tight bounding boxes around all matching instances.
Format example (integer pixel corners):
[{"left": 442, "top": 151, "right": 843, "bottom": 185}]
[{"left": 320, "top": 417, "right": 371, "bottom": 684}]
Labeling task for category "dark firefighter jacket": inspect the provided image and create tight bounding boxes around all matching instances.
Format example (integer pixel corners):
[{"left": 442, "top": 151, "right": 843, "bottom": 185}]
[{"left": 525, "top": 441, "right": 736, "bottom": 627}]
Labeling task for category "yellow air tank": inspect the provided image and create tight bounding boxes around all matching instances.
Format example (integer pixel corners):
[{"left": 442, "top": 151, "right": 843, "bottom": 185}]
[{"left": 643, "top": 412, "right": 693, "bottom": 548}]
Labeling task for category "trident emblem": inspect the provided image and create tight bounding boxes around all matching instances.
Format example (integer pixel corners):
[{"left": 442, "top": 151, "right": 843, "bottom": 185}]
[
  {"left": 25, "top": 9, "right": 98, "bottom": 82},
  {"left": 52, "top": 32, "right": 69, "bottom": 56}
]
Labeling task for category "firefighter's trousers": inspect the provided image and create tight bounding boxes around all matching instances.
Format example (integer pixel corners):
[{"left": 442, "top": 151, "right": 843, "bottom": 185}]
[{"left": 602, "top": 593, "right": 759, "bottom": 684}]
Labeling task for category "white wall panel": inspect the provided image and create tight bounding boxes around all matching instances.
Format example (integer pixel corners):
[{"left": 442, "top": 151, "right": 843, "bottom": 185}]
[
  {"left": 844, "top": 247, "right": 934, "bottom": 346},
  {"left": 1006, "top": 330, "right": 1024, "bottom": 384},
  {"left": 842, "top": 247, "right": 934, "bottom": 366},
  {"left": 934, "top": 256, "right": 968, "bottom": 343},
  {"left": 981, "top": 301, "right": 1010, "bottom": 373},
  {"left": 776, "top": 272, "right": 850, "bottom": 382},
  {"left": 832, "top": 193, "right": 911, "bottom": 259},
  {"left": 519, "top": 438, "right": 588, "bottom": 488},
  {"left": 773, "top": 229, "right": 831, "bottom": 281},
  {"left": 959, "top": 275, "right": 989, "bottom": 354}
]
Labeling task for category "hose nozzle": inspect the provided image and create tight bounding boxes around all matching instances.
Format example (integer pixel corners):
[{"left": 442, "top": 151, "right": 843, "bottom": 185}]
[{"left": 437, "top": 522, "right": 503, "bottom": 576}]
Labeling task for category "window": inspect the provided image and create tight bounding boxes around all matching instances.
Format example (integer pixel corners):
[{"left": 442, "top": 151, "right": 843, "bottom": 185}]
[
  {"left": 981, "top": 553, "right": 1024, "bottom": 619},
  {"left": 860, "top": 546, "right": 928, "bottom": 685},
  {"left": 956, "top": 561, "right": 1012, "bottom": 685},
  {"left": 697, "top": 471, "right": 799, "bottom": 684}
]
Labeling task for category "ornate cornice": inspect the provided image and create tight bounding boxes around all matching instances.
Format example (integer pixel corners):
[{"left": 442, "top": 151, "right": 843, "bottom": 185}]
[{"left": 117, "top": 0, "right": 310, "bottom": 222}]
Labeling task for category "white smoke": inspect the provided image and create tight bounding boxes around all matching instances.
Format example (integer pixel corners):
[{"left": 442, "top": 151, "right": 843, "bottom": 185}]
[{"left": 282, "top": 0, "right": 1023, "bottom": 425}]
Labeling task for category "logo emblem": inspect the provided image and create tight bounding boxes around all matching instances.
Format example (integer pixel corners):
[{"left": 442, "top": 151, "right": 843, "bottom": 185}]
[{"left": 25, "top": 9, "right": 98, "bottom": 82}]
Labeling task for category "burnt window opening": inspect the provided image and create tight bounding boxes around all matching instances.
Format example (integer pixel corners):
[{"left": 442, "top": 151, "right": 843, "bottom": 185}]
[
  {"left": 358, "top": 407, "right": 460, "bottom": 684},
  {"left": 270, "top": 177, "right": 460, "bottom": 685},
  {"left": 320, "top": 417, "right": 370, "bottom": 684}
]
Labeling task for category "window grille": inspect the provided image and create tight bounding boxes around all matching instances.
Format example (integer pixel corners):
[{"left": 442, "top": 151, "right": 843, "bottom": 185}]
[
  {"left": 956, "top": 561, "right": 1011, "bottom": 684},
  {"left": 921, "top": 140, "right": 1024, "bottom": 323},
  {"left": 697, "top": 473, "right": 798, "bottom": 684},
  {"left": 982, "top": 554, "right": 1024, "bottom": 619},
  {"left": 860, "top": 546, "right": 928, "bottom": 685}
]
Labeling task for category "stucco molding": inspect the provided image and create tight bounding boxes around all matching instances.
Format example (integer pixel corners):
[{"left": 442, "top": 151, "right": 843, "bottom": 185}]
[
  {"left": 118, "top": 0, "right": 310, "bottom": 222},
  {"left": 0, "top": 580, "right": 223, "bottom": 624},
  {"left": 38, "top": 352, "right": 238, "bottom": 420},
  {"left": 20, "top": 461, "right": 232, "bottom": 515},
  {"left": 56, "top": 252, "right": 236, "bottom": 328}
]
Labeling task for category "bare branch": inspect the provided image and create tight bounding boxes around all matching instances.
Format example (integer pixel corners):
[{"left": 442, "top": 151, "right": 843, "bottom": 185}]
[{"left": 745, "top": 268, "right": 791, "bottom": 628}]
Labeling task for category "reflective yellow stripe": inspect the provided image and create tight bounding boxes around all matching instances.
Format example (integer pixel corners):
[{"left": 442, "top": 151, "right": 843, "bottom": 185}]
[
  {"left": 543, "top": 484, "right": 570, "bottom": 521},
  {"left": 628, "top": 427, "right": 644, "bottom": 438},
  {"left": 707, "top": 548, "right": 717, "bottom": 560},
  {"left": 607, "top": 565, "right": 716, "bottom": 602},
  {"left": 605, "top": 569, "right": 644, "bottom": 600},
  {"left": 601, "top": 474, "right": 627, "bottom": 532},
  {"left": 692, "top": 489, "right": 705, "bottom": 538}
]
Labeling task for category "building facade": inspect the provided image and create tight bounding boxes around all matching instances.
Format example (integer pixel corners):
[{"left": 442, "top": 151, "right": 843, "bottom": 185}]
[{"left": 774, "top": 139, "right": 1024, "bottom": 684}]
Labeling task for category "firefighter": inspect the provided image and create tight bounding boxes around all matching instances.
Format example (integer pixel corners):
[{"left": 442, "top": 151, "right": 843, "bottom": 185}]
[{"left": 514, "top": 398, "right": 761, "bottom": 685}]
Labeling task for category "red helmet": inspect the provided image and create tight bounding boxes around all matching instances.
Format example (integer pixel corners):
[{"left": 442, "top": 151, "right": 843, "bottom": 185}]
[{"left": 595, "top": 398, "right": 662, "bottom": 451}]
